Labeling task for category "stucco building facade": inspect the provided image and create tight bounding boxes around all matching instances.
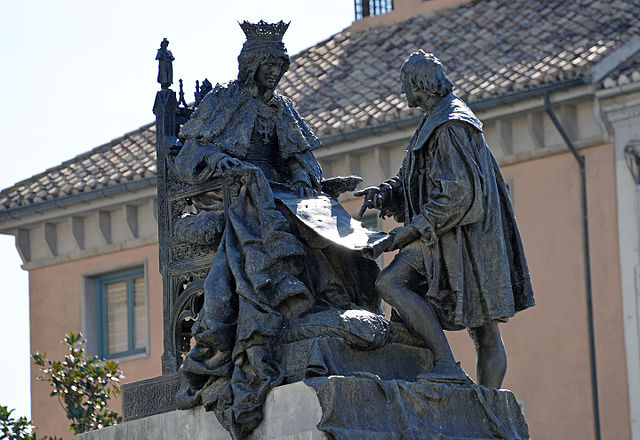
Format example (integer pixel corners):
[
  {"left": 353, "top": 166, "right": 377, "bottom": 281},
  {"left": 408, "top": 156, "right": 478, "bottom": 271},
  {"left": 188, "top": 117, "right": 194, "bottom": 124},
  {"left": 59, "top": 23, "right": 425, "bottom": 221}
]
[{"left": 2, "top": 0, "right": 640, "bottom": 438}]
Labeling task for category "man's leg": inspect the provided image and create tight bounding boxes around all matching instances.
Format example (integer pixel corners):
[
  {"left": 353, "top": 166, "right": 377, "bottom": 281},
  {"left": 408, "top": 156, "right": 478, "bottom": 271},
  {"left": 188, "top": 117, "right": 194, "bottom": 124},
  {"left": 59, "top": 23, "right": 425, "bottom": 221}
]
[
  {"left": 469, "top": 320, "right": 507, "bottom": 388},
  {"left": 375, "top": 258, "right": 455, "bottom": 366}
]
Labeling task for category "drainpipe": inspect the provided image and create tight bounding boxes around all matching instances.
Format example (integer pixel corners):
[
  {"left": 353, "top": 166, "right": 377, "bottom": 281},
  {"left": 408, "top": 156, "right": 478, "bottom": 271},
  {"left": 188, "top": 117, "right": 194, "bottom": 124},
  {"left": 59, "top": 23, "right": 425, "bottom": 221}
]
[{"left": 544, "top": 93, "right": 601, "bottom": 440}]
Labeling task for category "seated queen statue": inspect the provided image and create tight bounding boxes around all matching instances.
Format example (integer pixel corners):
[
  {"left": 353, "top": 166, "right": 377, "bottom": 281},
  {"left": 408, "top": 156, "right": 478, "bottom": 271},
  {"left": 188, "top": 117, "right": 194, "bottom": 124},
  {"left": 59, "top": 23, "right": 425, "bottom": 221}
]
[{"left": 172, "top": 21, "right": 407, "bottom": 438}]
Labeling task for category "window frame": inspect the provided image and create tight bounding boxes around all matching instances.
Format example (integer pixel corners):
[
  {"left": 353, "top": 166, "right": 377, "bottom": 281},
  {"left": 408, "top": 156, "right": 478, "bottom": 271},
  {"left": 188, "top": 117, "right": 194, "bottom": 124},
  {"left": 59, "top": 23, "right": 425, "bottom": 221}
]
[
  {"left": 97, "top": 267, "right": 147, "bottom": 359},
  {"left": 354, "top": 0, "right": 394, "bottom": 20}
]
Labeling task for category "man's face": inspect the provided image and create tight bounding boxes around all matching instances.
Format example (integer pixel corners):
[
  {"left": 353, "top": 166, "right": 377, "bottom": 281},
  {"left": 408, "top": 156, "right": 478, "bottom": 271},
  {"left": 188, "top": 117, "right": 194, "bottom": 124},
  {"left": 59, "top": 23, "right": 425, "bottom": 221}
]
[
  {"left": 256, "top": 57, "right": 285, "bottom": 91},
  {"left": 401, "top": 75, "right": 419, "bottom": 108},
  {"left": 402, "top": 73, "right": 441, "bottom": 112}
]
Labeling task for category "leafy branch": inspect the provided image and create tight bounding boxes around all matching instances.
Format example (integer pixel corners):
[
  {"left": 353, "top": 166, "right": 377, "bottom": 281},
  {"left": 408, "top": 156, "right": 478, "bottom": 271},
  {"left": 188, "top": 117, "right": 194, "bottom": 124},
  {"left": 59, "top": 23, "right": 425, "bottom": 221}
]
[
  {"left": 32, "top": 333, "right": 124, "bottom": 435},
  {"left": 0, "top": 405, "right": 57, "bottom": 440}
]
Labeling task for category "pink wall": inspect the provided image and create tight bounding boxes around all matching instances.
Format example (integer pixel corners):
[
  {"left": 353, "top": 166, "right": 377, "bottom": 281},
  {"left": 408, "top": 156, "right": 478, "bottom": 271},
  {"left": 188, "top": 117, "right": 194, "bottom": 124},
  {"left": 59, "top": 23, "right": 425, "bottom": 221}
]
[
  {"left": 498, "top": 143, "right": 629, "bottom": 439},
  {"left": 29, "top": 244, "right": 162, "bottom": 438}
]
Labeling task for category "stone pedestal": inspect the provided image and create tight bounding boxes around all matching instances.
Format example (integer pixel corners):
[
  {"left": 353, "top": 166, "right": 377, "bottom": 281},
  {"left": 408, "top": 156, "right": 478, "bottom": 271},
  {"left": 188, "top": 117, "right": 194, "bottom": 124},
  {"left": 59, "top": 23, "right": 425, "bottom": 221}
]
[
  {"left": 307, "top": 376, "right": 529, "bottom": 439},
  {"left": 78, "top": 377, "right": 529, "bottom": 440},
  {"left": 77, "top": 382, "right": 327, "bottom": 440},
  {"left": 121, "top": 338, "right": 434, "bottom": 423}
]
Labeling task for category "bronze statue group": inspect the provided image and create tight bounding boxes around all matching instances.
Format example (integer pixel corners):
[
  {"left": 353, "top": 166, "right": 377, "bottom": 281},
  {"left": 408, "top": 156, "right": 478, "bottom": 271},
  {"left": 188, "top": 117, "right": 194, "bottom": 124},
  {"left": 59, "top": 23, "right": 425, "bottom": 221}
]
[{"left": 170, "top": 20, "right": 534, "bottom": 439}]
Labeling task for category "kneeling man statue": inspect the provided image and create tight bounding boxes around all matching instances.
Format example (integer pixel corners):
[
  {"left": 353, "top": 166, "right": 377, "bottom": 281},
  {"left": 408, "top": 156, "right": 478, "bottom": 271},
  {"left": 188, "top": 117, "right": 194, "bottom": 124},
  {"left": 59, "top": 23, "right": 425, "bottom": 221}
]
[{"left": 357, "top": 50, "right": 535, "bottom": 387}]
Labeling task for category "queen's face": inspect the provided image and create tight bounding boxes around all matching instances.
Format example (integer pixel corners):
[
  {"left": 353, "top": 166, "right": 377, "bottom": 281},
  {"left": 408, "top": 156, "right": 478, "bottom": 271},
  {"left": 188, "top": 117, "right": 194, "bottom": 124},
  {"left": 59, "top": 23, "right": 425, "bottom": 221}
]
[{"left": 255, "top": 57, "right": 285, "bottom": 91}]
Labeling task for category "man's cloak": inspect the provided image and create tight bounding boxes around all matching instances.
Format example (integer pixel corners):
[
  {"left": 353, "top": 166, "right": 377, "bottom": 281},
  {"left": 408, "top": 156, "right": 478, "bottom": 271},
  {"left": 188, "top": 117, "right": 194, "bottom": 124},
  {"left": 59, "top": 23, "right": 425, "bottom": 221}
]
[{"left": 385, "top": 93, "right": 535, "bottom": 330}]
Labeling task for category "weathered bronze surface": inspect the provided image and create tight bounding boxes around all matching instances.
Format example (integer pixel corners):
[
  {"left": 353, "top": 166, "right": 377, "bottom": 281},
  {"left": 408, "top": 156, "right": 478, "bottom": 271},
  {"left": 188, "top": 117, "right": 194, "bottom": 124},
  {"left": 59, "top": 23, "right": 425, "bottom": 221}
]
[
  {"left": 156, "top": 38, "right": 174, "bottom": 89},
  {"left": 358, "top": 50, "right": 535, "bottom": 388},
  {"left": 164, "top": 22, "right": 401, "bottom": 439},
  {"left": 152, "top": 29, "right": 532, "bottom": 440}
]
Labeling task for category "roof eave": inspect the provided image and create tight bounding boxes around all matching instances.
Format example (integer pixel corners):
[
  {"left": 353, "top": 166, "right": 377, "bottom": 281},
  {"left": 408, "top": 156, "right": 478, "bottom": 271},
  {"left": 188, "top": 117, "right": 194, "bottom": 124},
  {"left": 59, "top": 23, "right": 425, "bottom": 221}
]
[
  {"left": 321, "top": 76, "right": 592, "bottom": 146},
  {"left": 0, "top": 176, "right": 157, "bottom": 228}
]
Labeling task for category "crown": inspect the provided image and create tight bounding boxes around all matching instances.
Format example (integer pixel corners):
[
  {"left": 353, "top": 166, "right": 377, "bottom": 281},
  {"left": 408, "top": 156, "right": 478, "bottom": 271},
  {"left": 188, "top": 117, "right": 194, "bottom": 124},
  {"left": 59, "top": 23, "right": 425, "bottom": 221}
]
[{"left": 239, "top": 20, "right": 290, "bottom": 42}]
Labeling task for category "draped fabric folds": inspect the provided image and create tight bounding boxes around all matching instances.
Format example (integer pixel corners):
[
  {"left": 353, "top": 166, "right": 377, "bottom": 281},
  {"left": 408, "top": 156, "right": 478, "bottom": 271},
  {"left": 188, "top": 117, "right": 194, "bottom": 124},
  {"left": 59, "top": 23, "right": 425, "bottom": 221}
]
[
  {"left": 173, "top": 81, "right": 383, "bottom": 439},
  {"left": 383, "top": 93, "right": 534, "bottom": 330},
  {"left": 176, "top": 167, "right": 382, "bottom": 438}
]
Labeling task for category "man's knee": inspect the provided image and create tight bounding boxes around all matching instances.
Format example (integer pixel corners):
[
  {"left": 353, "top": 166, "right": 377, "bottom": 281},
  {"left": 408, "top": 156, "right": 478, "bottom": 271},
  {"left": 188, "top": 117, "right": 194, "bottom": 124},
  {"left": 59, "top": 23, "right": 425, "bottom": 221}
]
[
  {"left": 375, "top": 269, "right": 396, "bottom": 301},
  {"left": 376, "top": 258, "right": 424, "bottom": 303}
]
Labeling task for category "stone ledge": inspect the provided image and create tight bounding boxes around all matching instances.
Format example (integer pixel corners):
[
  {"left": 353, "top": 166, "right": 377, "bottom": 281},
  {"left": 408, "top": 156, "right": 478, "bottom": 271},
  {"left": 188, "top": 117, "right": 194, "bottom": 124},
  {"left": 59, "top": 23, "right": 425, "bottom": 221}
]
[
  {"left": 122, "top": 338, "right": 433, "bottom": 422},
  {"left": 78, "top": 382, "right": 327, "bottom": 440}
]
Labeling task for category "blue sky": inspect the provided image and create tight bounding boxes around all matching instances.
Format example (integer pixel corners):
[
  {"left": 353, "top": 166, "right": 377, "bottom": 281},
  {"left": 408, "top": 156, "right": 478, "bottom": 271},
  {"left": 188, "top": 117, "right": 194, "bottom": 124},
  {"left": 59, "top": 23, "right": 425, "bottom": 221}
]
[{"left": 0, "top": 0, "right": 355, "bottom": 421}]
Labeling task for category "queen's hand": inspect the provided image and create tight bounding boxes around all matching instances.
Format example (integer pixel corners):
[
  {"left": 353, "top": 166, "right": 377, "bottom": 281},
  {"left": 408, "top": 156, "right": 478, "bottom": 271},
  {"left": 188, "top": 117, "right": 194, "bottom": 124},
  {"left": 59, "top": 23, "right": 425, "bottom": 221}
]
[
  {"left": 293, "top": 181, "right": 317, "bottom": 198},
  {"left": 217, "top": 156, "right": 242, "bottom": 173}
]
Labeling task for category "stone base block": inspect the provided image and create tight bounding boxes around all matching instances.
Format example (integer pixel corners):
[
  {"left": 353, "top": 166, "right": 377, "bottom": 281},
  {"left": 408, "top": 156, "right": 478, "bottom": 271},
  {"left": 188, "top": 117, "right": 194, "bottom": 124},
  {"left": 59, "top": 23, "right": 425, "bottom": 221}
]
[
  {"left": 121, "top": 338, "right": 433, "bottom": 422},
  {"left": 307, "top": 376, "right": 530, "bottom": 439},
  {"left": 121, "top": 373, "right": 180, "bottom": 421},
  {"left": 80, "top": 377, "right": 529, "bottom": 440},
  {"left": 77, "top": 382, "right": 327, "bottom": 440}
]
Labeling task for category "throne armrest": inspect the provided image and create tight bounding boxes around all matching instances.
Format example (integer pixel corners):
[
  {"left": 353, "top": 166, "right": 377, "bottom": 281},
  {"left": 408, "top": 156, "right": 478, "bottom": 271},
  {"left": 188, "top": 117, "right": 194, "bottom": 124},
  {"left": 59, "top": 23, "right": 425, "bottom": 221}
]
[{"left": 320, "top": 176, "right": 363, "bottom": 198}]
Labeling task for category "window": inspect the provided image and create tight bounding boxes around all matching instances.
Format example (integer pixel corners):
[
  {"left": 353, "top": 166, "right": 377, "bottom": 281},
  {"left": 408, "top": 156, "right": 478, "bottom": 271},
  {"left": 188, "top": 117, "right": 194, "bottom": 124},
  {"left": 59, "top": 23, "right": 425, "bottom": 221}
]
[
  {"left": 97, "top": 268, "right": 147, "bottom": 358},
  {"left": 354, "top": 0, "right": 394, "bottom": 20}
]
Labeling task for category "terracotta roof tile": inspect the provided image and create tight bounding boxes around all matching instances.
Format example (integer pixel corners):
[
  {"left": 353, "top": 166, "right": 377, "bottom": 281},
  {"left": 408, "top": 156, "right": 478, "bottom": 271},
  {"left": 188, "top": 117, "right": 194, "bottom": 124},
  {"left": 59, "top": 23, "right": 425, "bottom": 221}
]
[
  {"left": 0, "top": 123, "right": 157, "bottom": 212},
  {"left": 281, "top": 0, "right": 640, "bottom": 136}
]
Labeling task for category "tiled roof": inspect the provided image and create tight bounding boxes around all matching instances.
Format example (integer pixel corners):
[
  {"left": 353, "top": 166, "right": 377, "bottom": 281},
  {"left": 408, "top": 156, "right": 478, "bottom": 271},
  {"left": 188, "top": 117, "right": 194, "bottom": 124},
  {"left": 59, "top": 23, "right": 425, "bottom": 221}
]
[
  {"left": 0, "top": 125, "right": 157, "bottom": 212},
  {"left": 2, "top": 0, "right": 640, "bottom": 214},
  {"left": 280, "top": 0, "right": 640, "bottom": 137}
]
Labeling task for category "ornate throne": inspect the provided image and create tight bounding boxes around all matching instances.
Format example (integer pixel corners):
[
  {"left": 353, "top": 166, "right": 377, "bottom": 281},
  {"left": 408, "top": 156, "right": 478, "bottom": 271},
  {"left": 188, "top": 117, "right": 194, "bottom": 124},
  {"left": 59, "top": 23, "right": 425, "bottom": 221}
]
[
  {"left": 152, "top": 42, "right": 362, "bottom": 375},
  {"left": 120, "top": 43, "right": 257, "bottom": 421},
  {"left": 153, "top": 66, "right": 228, "bottom": 374}
]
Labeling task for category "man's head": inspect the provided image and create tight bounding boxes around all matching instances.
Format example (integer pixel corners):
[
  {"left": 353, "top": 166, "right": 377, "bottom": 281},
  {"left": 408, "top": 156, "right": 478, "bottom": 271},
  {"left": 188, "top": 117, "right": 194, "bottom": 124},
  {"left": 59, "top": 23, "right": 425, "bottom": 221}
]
[{"left": 400, "top": 50, "right": 453, "bottom": 108}]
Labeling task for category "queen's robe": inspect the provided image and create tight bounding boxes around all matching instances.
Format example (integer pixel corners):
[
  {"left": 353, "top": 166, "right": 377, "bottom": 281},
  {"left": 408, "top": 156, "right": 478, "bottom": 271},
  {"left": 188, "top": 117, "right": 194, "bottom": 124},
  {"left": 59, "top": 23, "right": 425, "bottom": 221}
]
[{"left": 173, "top": 82, "right": 389, "bottom": 438}]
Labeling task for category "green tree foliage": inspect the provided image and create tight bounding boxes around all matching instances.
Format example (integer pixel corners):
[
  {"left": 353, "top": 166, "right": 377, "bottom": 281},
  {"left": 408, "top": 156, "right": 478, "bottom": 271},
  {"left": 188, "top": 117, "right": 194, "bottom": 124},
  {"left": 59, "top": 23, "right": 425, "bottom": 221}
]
[
  {"left": 0, "top": 406, "right": 57, "bottom": 440},
  {"left": 32, "top": 332, "right": 123, "bottom": 435},
  {"left": 0, "top": 405, "right": 32, "bottom": 440}
]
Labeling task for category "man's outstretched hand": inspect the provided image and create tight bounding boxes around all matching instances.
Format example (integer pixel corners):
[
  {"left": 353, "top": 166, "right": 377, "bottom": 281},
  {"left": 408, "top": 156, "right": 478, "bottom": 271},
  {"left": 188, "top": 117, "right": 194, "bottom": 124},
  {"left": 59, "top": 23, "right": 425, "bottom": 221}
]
[
  {"left": 354, "top": 186, "right": 388, "bottom": 219},
  {"left": 387, "top": 225, "right": 420, "bottom": 251}
]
